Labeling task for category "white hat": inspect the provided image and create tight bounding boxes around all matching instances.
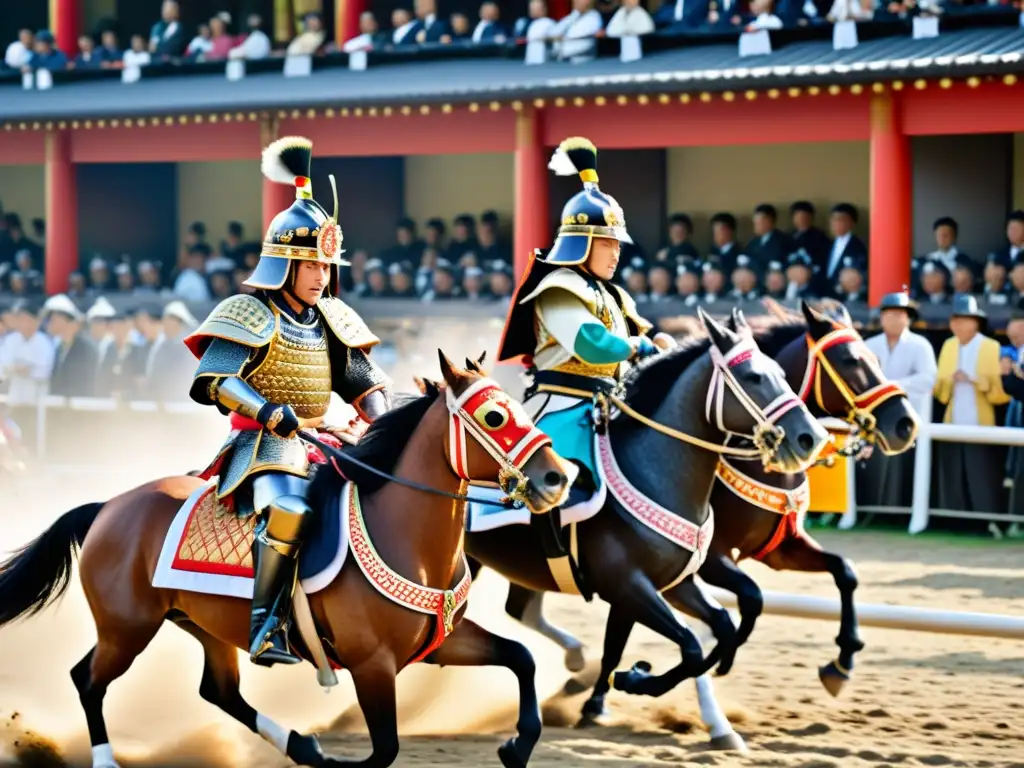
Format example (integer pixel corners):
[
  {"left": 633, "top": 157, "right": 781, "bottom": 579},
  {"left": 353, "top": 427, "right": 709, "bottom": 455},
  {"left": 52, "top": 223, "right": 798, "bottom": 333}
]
[
  {"left": 86, "top": 296, "right": 117, "bottom": 321},
  {"left": 41, "top": 294, "right": 84, "bottom": 322},
  {"left": 162, "top": 300, "right": 198, "bottom": 328}
]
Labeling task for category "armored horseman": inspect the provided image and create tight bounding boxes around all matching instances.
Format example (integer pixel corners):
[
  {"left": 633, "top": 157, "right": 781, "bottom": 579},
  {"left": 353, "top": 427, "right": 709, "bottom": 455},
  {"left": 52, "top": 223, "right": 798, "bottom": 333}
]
[
  {"left": 185, "top": 136, "right": 392, "bottom": 667},
  {"left": 497, "top": 136, "right": 673, "bottom": 596}
]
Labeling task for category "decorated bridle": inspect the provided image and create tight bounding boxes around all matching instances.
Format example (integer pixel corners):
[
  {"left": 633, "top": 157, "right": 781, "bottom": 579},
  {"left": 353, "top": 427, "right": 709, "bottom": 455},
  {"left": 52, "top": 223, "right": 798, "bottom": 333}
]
[
  {"left": 446, "top": 377, "right": 552, "bottom": 505},
  {"left": 798, "top": 326, "right": 906, "bottom": 454},
  {"left": 610, "top": 335, "right": 804, "bottom": 467}
]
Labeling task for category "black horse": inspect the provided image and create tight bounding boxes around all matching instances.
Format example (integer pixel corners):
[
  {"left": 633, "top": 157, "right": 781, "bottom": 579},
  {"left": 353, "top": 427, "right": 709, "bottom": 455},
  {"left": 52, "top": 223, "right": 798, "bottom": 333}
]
[{"left": 464, "top": 308, "right": 831, "bottom": 748}]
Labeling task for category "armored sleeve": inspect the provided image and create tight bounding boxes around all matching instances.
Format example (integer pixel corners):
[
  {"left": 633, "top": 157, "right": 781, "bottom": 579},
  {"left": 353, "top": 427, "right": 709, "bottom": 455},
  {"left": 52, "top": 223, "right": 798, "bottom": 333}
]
[
  {"left": 536, "top": 289, "right": 634, "bottom": 365},
  {"left": 335, "top": 347, "right": 392, "bottom": 417}
]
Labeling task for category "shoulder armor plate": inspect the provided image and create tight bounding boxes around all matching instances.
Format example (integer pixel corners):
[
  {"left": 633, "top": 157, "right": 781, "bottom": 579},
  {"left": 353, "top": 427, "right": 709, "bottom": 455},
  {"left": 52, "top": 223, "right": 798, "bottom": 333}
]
[
  {"left": 520, "top": 268, "right": 598, "bottom": 314},
  {"left": 317, "top": 297, "right": 379, "bottom": 349},
  {"left": 610, "top": 284, "right": 654, "bottom": 334},
  {"left": 185, "top": 295, "right": 275, "bottom": 358}
]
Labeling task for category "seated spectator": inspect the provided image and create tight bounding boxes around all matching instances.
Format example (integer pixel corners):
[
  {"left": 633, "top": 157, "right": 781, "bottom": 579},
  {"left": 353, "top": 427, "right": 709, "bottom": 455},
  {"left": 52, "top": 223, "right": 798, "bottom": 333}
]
[
  {"left": 515, "top": 0, "right": 556, "bottom": 39},
  {"left": 204, "top": 248, "right": 235, "bottom": 275},
  {"left": 729, "top": 255, "right": 760, "bottom": 301},
  {"left": 647, "top": 264, "right": 674, "bottom": 302},
  {"left": 71, "top": 35, "right": 103, "bottom": 69},
  {"left": 827, "top": 0, "right": 875, "bottom": 21},
  {"left": 824, "top": 203, "right": 866, "bottom": 295},
  {"left": 209, "top": 270, "right": 234, "bottom": 299},
  {"left": 926, "top": 216, "right": 975, "bottom": 279},
  {"left": 445, "top": 13, "right": 471, "bottom": 40},
  {"left": 235, "top": 267, "right": 255, "bottom": 294},
  {"left": 552, "top": 0, "right": 604, "bottom": 63},
  {"left": 388, "top": 262, "right": 417, "bottom": 297},
  {"left": 763, "top": 260, "right": 786, "bottom": 299},
  {"left": 219, "top": 221, "right": 245, "bottom": 265},
  {"left": 7, "top": 272, "right": 29, "bottom": 297},
  {"left": 990, "top": 210, "right": 1024, "bottom": 266},
  {"left": 150, "top": 0, "right": 186, "bottom": 60},
  {"left": 383, "top": 217, "right": 425, "bottom": 266},
  {"left": 135, "top": 261, "right": 164, "bottom": 294},
  {"left": 446, "top": 215, "right": 479, "bottom": 264},
  {"left": 67, "top": 272, "right": 89, "bottom": 298},
  {"left": 13, "top": 251, "right": 42, "bottom": 293},
  {"left": 415, "top": 247, "right": 439, "bottom": 295},
  {"left": 708, "top": 212, "right": 741, "bottom": 263},
  {"left": 745, "top": 0, "right": 784, "bottom": 28},
  {"left": 705, "top": 0, "right": 750, "bottom": 29},
  {"left": 97, "top": 309, "right": 140, "bottom": 398},
  {"left": 486, "top": 260, "right": 514, "bottom": 300},
  {"left": 88, "top": 258, "right": 113, "bottom": 292},
  {"left": 775, "top": 0, "right": 821, "bottom": 25},
  {"left": 675, "top": 263, "right": 701, "bottom": 305},
  {"left": 184, "top": 23, "right": 213, "bottom": 60},
  {"left": 785, "top": 250, "right": 817, "bottom": 300},
  {"left": 654, "top": 0, "right": 705, "bottom": 29},
  {"left": 86, "top": 297, "right": 116, "bottom": 347},
  {"left": 700, "top": 260, "right": 726, "bottom": 303},
  {"left": 389, "top": 9, "right": 422, "bottom": 47},
  {"left": 606, "top": 0, "right": 655, "bottom": 35},
  {"left": 745, "top": 203, "right": 793, "bottom": 272},
  {"left": 149, "top": 301, "right": 198, "bottom": 401},
  {"left": 835, "top": 258, "right": 867, "bottom": 303},
  {"left": 789, "top": 201, "right": 829, "bottom": 274},
  {"left": 424, "top": 218, "right": 447, "bottom": 251},
  {"left": 471, "top": 2, "right": 510, "bottom": 44},
  {"left": 173, "top": 246, "right": 211, "bottom": 302},
  {"left": 363, "top": 259, "right": 388, "bottom": 297},
  {"left": 1010, "top": 262, "right": 1024, "bottom": 304},
  {"left": 288, "top": 12, "right": 327, "bottom": 55},
  {"left": 123, "top": 34, "right": 152, "bottom": 68},
  {"left": 462, "top": 266, "right": 485, "bottom": 299},
  {"left": 0, "top": 214, "right": 42, "bottom": 266},
  {"left": 476, "top": 215, "right": 509, "bottom": 264},
  {"left": 98, "top": 30, "right": 122, "bottom": 67},
  {"left": 423, "top": 259, "right": 462, "bottom": 301},
  {"left": 203, "top": 14, "right": 238, "bottom": 61},
  {"left": 656, "top": 213, "right": 700, "bottom": 264},
  {"left": 114, "top": 263, "right": 134, "bottom": 292},
  {"left": 1001, "top": 310, "right": 1024, "bottom": 531},
  {"left": 24, "top": 31, "right": 68, "bottom": 73},
  {"left": 42, "top": 294, "right": 99, "bottom": 398},
  {"left": 951, "top": 262, "right": 975, "bottom": 296},
  {"left": 982, "top": 253, "right": 1011, "bottom": 306},
  {"left": 917, "top": 260, "right": 951, "bottom": 304},
  {"left": 344, "top": 12, "right": 384, "bottom": 52},
  {"left": 0, "top": 299, "right": 54, "bottom": 452},
  {"left": 415, "top": 0, "right": 449, "bottom": 42},
  {"left": 4, "top": 29, "right": 33, "bottom": 71},
  {"left": 229, "top": 14, "right": 271, "bottom": 60},
  {"left": 621, "top": 256, "right": 648, "bottom": 298}
]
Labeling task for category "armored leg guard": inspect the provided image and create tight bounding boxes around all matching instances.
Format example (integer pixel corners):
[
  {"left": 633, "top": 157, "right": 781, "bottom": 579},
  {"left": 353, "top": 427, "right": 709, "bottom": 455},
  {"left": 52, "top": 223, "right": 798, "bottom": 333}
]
[
  {"left": 531, "top": 508, "right": 592, "bottom": 602},
  {"left": 249, "top": 494, "right": 310, "bottom": 667}
]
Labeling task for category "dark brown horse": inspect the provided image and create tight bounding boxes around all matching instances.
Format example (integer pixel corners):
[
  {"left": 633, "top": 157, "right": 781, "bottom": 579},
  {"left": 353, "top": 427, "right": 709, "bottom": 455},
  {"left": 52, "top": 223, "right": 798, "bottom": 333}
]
[
  {"left": 0, "top": 353, "right": 573, "bottom": 768},
  {"left": 464, "top": 309, "right": 830, "bottom": 745},
  {"left": 493, "top": 303, "right": 919, "bottom": 728}
]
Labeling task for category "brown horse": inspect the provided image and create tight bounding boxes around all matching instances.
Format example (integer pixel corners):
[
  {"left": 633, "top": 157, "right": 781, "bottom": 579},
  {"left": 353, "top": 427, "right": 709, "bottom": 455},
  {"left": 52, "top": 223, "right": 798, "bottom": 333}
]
[{"left": 0, "top": 353, "right": 573, "bottom": 768}]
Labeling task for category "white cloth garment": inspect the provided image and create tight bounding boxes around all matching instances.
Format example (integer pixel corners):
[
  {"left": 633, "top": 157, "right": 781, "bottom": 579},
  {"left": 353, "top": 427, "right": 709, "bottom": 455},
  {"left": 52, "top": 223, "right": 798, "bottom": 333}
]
[
  {"left": 827, "top": 232, "right": 852, "bottom": 277},
  {"left": 0, "top": 331, "right": 56, "bottom": 406},
  {"left": 950, "top": 333, "right": 983, "bottom": 425},
  {"left": 228, "top": 30, "right": 271, "bottom": 60},
  {"left": 526, "top": 16, "right": 556, "bottom": 39},
  {"left": 551, "top": 9, "right": 603, "bottom": 61},
  {"left": 864, "top": 328, "right": 937, "bottom": 417},
  {"left": 606, "top": 6, "right": 656, "bottom": 36},
  {"left": 4, "top": 40, "right": 30, "bottom": 70}
]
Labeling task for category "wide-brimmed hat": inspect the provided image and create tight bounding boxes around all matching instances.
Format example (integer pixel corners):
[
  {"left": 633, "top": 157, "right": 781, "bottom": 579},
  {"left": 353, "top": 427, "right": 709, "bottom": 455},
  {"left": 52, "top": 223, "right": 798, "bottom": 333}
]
[
  {"left": 878, "top": 291, "right": 919, "bottom": 322},
  {"left": 950, "top": 293, "right": 987, "bottom": 324},
  {"left": 41, "top": 294, "right": 84, "bottom": 322}
]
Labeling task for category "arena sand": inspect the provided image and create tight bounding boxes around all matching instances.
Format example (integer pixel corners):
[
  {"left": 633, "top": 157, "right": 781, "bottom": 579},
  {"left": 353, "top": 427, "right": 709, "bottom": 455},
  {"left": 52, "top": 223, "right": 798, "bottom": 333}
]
[{"left": 1, "top": 477, "right": 1022, "bottom": 768}]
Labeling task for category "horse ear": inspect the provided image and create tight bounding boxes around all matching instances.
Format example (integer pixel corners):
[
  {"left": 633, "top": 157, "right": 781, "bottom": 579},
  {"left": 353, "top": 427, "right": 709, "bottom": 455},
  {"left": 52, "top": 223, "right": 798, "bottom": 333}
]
[
  {"left": 801, "top": 300, "right": 832, "bottom": 333},
  {"left": 733, "top": 308, "right": 752, "bottom": 335},
  {"left": 698, "top": 307, "right": 737, "bottom": 352},
  {"left": 726, "top": 309, "right": 739, "bottom": 332},
  {"left": 437, "top": 350, "right": 461, "bottom": 389},
  {"left": 413, "top": 375, "right": 440, "bottom": 396}
]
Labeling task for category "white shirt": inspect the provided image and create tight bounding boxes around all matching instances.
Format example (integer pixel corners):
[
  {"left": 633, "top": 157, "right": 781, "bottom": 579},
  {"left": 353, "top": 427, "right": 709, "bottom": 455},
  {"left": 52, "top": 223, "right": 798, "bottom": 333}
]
[
  {"left": 749, "top": 12, "right": 783, "bottom": 28},
  {"left": 671, "top": 0, "right": 686, "bottom": 21},
  {"left": 950, "top": 333, "right": 983, "bottom": 425},
  {"left": 526, "top": 16, "right": 556, "bottom": 39},
  {"left": 828, "top": 232, "right": 851, "bottom": 277},
  {"left": 343, "top": 32, "right": 375, "bottom": 52},
  {"left": 1011, "top": 244, "right": 1022, "bottom": 262},
  {"left": 4, "top": 40, "right": 30, "bottom": 70},
  {"left": 864, "top": 328, "right": 937, "bottom": 417},
  {"left": 0, "top": 331, "right": 56, "bottom": 406},
  {"left": 123, "top": 49, "right": 152, "bottom": 67},
  {"left": 172, "top": 269, "right": 211, "bottom": 302},
  {"left": 929, "top": 246, "right": 960, "bottom": 275},
  {"left": 393, "top": 20, "right": 418, "bottom": 44},
  {"left": 552, "top": 9, "right": 603, "bottom": 61},
  {"left": 606, "top": 6, "right": 655, "bottom": 36},
  {"left": 229, "top": 29, "right": 271, "bottom": 60},
  {"left": 472, "top": 20, "right": 506, "bottom": 42},
  {"left": 828, "top": 0, "right": 875, "bottom": 19}
]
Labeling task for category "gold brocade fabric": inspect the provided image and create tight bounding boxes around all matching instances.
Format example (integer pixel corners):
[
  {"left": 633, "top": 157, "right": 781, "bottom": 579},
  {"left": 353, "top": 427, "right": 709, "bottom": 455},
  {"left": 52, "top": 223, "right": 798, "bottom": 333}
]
[
  {"left": 175, "top": 488, "right": 256, "bottom": 570},
  {"left": 246, "top": 312, "right": 332, "bottom": 420},
  {"left": 536, "top": 280, "right": 629, "bottom": 379}
]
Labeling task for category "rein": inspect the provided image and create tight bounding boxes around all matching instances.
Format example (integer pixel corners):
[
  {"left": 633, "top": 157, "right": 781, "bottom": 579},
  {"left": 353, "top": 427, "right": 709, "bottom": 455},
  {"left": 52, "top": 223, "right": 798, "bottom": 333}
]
[{"left": 607, "top": 336, "right": 804, "bottom": 466}]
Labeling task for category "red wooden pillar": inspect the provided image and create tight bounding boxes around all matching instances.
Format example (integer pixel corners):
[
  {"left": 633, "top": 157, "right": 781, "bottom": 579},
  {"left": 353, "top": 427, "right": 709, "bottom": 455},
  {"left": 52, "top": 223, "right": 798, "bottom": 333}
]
[
  {"left": 513, "top": 106, "right": 549, "bottom": 282},
  {"left": 548, "top": 0, "right": 571, "bottom": 19},
  {"left": 868, "top": 90, "right": 912, "bottom": 305},
  {"left": 44, "top": 130, "right": 78, "bottom": 295},
  {"left": 335, "top": 0, "right": 367, "bottom": 47},
  {"left": 51, "top": 0, "right": 82, "bottom": 58}
]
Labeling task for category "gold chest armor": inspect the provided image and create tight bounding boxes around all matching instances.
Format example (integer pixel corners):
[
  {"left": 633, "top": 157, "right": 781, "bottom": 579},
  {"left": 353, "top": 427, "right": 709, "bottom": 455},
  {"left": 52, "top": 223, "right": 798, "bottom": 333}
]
[
  {"left": 246, "top": 307, "right": 333, "bottom": 420},
  {"left": 536, "top": 281, "right": 630, "bottom": 378}
]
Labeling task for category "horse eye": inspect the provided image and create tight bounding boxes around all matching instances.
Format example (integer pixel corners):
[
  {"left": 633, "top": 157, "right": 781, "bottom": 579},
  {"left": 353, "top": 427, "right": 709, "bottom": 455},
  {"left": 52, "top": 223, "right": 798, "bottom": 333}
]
[
  {"left": 474, "top": 404, "right": 509, "bottom": 431},
  {"left": 744, "top": 372, "right": 763, "bottom": 385}
]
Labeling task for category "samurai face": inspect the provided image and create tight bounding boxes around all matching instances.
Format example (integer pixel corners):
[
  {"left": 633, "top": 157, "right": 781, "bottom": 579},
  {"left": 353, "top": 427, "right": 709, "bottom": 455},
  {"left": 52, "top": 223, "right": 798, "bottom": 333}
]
[
  {"left": 290, "top": 261, "right": 331, "bottom": 307},
  {"left": 585, "top": 237, "right": 620, "bottom": 281}
]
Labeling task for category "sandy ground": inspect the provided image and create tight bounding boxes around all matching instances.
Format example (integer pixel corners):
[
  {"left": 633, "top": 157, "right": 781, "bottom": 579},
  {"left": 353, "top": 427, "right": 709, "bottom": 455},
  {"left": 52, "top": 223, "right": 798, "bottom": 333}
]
[{"left": 0, "top": 472, "right": 1022, "bottom": 768}]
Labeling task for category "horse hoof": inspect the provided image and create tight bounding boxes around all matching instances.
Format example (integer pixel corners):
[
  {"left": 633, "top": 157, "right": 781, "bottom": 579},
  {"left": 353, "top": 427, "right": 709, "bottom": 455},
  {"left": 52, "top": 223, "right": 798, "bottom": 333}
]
[
  {"left": 715, "top": 651, "right": 736, "bottom": 678},
  {"left": 564, "top": 644, "right": 586, "bottom": 673},
  {"left": 710, "top": 731, "right": 748, "bottom": 752},
  {"left": 498, "top": 739, "right": 527, "bottom": 768},
  {"left": 286, "top": 732, "right": 327, "bottom": 766},
  {"left": 611, "top": 661, "right": 653, "bottom": 695},
  {"left": 578, "top": 695, "right": 609, "bottom": 725},
  {"left": 818, "top": 661, "right": 849, "bottom": 698}
]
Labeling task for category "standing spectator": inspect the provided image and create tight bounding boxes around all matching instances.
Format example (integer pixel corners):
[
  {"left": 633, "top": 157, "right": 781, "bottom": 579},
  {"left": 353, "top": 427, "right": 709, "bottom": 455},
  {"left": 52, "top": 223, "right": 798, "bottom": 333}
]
[
  {"left": 789, "top": 201, "right": 830, "bottom": 275},
  {"left": 123, "top": 34, "right": 152, "bottom": 68},
  {"left": 343, "top": 12, "right": 383, "bottom": 51},
  {"left": 927, "top": 216, "right": 974, "bottom": 277},
  {"left": 859, "top": 292, "right": 936, "bottom": 509},
  {"left": 551, "top": 0, "right": 604, "bottom": 62},
  {"left": 516, "top": 0, "right": 556, "bottom": 39},
  {"left": 932, "top": 294, "right": 1010, "bottom": 521},
  {"left": 4, "top": 29, "right": 33, "bottom": 71},
  {"left": 149, "top": 0, "right": 186, "bottom": 60},
  {"left": 88, "top": 257, "right": 113, "bottom": 293},
  {"left": 133, "top": 305, "right": 163, "bottom": 391},
  {"left": 382, "top": 218, "right": 424, "bottom": 265},
  {"left": 229, "top": 14, "right": 271, "bottom": 60},
  {"left": 654, "top": 0, "right": 706, "bottom": 28},
  {"left": 824, "top": 203, "right": 867, "bottom": 297},
  {"left": 287, "top": 12, "right": 327, "bottom": 55},
  {"left": 424, "top": 218, "right": 447, "bottom": 251},
  {"left": 184, "top": 23, "right": 213, "bottom": 60},
  {"left": 98, "top": 30, "right": 122, "bottom": 67},
  {"left": 219, "top": 221, "right": 245, "bottom": 266},
  {"left": 784, "top": 250, "right": 817, "bottom": 300},
  {"left": 1000, "top": 309, "right": 1024, "bottom": 534},
  {"left": 42, "top": 295, "right": 99, "bottom": 398},
  {"left": 656, "top": 213, "right": 700, "bottom": 264},
  {"left": 71, "top": 34, "right": 103, "bottom": 69},
  {"left": 472, "top": 2, "right": 510, "bottom": 42},
  {"left": 708, "top": 212, "right": 741, "bottom": 265},
  {"left": 148, "top": 301, "right": 197, "bottom": 401},
  {"left": 989, "top": 210, "right": 1024, "bottom": 266},
  {"left": 114, "top": 263, "right": 135, "bottom": 292},
  {"left": 446, "top": 215, "right": 479, "bottom": 263},
  {"left": 23, "top": 31, "right": 68, "bottom": 72},
  {"left": 982, "top": 253, "right": 1011, "bottom": 306},
  {"left": 415, "top": 0, "right": 450, "bottom": 42},
  {"left": 834, "top": 257, "right": 867, "bottom": 303},
  {"left": 389, "top": 9, "right": 422, "bottom": 46},
  {"left": 173, "top": 246, "right": 212, "bottom": 301},
  {"left": 86, "top": 297, "right": 116, "bottom": 354},
  {"left": 744, "top": 203, "right": 793, "bottom": 272},
  {"left": 0, "top": 300, "right": 55, "bottom": 454},
  {"left": 917, "top": 260, "right": 951, "bottom": 304},
  {"left": 204, "top": 14, "right": 238, "bottom": 61},
  {"left": 475, "top": 216, "right": 508, "bottom": 264},
  {"left": 0, "top": 215, "right": 43, "bottom": 267},
  {"left": 97, "top": 311, "right": 140, "bottom": 398}
]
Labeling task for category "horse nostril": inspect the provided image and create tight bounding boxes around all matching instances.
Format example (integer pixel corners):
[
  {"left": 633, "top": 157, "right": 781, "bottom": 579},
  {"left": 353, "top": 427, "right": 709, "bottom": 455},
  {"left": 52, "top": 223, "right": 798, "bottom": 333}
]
[
  {"left": 797, "top": 433, "right": 815, "bottom": 454},
  {"left": 896, "top": 417, "right": 915, "bottom": 441},
  {"left": 544, "top": 471, "right": 566, "bottom": 488}
]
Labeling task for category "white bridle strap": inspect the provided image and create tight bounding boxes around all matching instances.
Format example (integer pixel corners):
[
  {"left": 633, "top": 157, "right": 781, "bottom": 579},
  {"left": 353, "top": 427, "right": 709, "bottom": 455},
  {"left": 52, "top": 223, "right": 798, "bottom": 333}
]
[{"left": 706, "top": 339, "right": 803, "bottom": 438}]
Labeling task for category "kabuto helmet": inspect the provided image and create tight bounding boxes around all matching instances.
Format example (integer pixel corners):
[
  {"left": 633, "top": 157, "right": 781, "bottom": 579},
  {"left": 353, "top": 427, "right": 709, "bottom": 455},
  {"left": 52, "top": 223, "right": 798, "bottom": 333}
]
[
  {"left": 244, "top": 136, "right": 347, "bottom": 296},
  {"left": 541, "top": 136, "right": 632, "bottom": 266}
]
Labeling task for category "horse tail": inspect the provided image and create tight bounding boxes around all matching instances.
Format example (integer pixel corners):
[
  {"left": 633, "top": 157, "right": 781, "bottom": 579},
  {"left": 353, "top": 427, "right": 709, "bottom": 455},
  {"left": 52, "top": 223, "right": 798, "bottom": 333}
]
[{"left": 0, "top": 501, "right": 104, "bottom": 627}]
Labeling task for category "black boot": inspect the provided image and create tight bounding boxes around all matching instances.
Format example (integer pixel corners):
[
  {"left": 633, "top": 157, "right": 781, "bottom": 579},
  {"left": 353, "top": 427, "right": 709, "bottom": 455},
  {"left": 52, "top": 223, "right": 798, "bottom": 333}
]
[
  {"left": 249, "top": 539, "right": 302, "bottom": 666},
  {"left": 531, "top": 509, "right": 592, "bottom": 601}
]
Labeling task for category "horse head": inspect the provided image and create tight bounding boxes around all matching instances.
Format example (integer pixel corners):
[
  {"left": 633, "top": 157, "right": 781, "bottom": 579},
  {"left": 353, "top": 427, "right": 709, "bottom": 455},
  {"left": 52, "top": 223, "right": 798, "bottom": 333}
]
[
  {"left": 800, "top": 301, "right": 918, "bottom": 455},
  {"left": 699, "top": 307, "right": 830, "bottom": 473},
  {"left": 437, "top": 351, "right": 574, "bottom": 513}
]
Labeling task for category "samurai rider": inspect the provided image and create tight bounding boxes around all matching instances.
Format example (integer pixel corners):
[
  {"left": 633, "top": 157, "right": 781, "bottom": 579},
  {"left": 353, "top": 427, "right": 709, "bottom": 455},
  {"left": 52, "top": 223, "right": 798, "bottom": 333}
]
[
  {"left": 184, "top": 136, "right": 392, "bottom": 667},
  {"left": 496, "top": 136, "right": 674, "bottom": 597}
]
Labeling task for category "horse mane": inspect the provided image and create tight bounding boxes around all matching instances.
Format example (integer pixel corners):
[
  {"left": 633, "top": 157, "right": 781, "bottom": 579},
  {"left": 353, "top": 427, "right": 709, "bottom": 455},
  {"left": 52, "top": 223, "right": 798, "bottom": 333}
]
[
  {"left": 622, "top": 316, "right": 809, "bottom": 420},
  {"left": 308, "top": 392, "right": 438, "bottom": 503}
]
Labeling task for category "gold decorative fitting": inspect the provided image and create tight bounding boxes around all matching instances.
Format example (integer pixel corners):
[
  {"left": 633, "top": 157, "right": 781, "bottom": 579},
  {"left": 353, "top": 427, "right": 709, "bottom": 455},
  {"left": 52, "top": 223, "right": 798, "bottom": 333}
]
[
  {"left": 96, "top": 119, "right": 105, "bottom": 129},
  {"left": 491, "top": 101, "right": 502, "bottom": 110},
  {"left": 595, "top": 95, "right": 607, "bottom": 106},
  {"left": 637, "top": 94, "right": 649, "bottom": 105},
  {"left": 828, "top": 84, "right": 840, "bottom": 95},
  {"left": 384, "top": 106, "right": 394, "bottom": 116},
  {"left": 467, "top": 103, "right": 479, "bottom": 113},
  {"left": 1005, "top": 74, "right": 1018, "bottom": 86},
  {"left": 577, "top": 213, "right": 589, "bottom": 224},
  {"left": 354, "top": 107, "right": 363, "bottom": 117},
  {"left": 178, "top": 115, "right": 187, "bottom": 124},
  {"left": 83, "top": 120, "right": 92, "bottom": 129},
  {"left": 125, "top": 119, "right": 134, "bottom": 128},
  {"left": 563, "top": 214, "right": 577, "bottom": 225},
  {"left": 290, "top": 109, "right": 300, "bottom": 118},
  {"left": 573, "top": 97, "right": 584, "bottom": 107},
  {"left": 533, "top": 98, "right": 545, "bottom": 108},
  {"left": 871, "top": 82, "right": 884, "bottom": 93},
  {"left": 296, "top": 227, "right": 310, "bottom": 238},
  {"left": 554, "top": 97, "right": 566, "bottom": 107},
  {"left": 914, "top": 79, "right": 926, "bottom": 89},
  {"left": 194, "top": 115, "right": 203, "bottom": 124},
  {"left": 341, "top": 107, "right": 351, "bottom": 117},
  {"left": 325, "top": 108, "right": 335, "bottom": 117},
  {"left": 439, "top": 104, "right": 450, "bottom": 114},
  {"left": 164, "top": 117, "right": 173, "bottom": 125},
  {"left": 658, "top": 93, "right": 670, "bottom": 104},
  {"left": 850, "top": 84, "right": 863, "bottom": 94},
  {"left": 71, "top": 120, "right": 80, "bottom": 128},
  {"left": 279, "top": 231, "right": 295, "bottom": 244},
  {"left": 699, "top": 92, "right": 711, "bottom": 102},
  {"left": 222, "top": 112, "right": 231, "bottom": 121},
  {"left": 45, "top": 121, "right": 54, "bottom": 130},
  {"left": 940, "top": 78, "right": 952, "bottom": 89},
  {"left": 967, "top": 76, "right": 980, "bottom": 88},
  {"left": 266, "top": 407, "right": 284, "bottom": 432},
  {"left": 892, "top": 80, "right": 904, "bottom": 90},
  {"left": 277, "top": 110, "right": 286, "bottom": 119},
  {"left": 616, "top": 95, "right": 628, "bottom": 105},
  {"left": 511, "top": 100, "right": 523, "bottom": 111},
  {"left": 745, "top": 90, "right": 757, "bottom": 100},
  {"left": 19, "top": 122, "right": 27, "bottom": 130},
  {"left": 420, "top": 105, "right": 430, "bottom": 114},
  {"left": 57, "top": 121, "right": 65, "bottom": 129},
  {"left": 307, "top": 109, "right": 316, "bottom": 118},
  {"left": 234, "top": 112, "right": 243, "bottom": 121},
  {"left": 311, "top": 228, "right": 320, "bottom": 237},
  {"left": 808, "top": 86, "right": 820, "bottom": 96},
  {"left": 788, "top": 87, "right": 800, "bottom": 97},
  {"left": 368, "top": 107, "right": 378, "bottom": 117},
  {"left": 680, "top": 93, "right": 691, "bottom": 103},
  {"left": 722, "top": 91, "right": 735, "bottom": 102},
  {"left": 248, "top": 112, "right": 257, "bottom": 120}
]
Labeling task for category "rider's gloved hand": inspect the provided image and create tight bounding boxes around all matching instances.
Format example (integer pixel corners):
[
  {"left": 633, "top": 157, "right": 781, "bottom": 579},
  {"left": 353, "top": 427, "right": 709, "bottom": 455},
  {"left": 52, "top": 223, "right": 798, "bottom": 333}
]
[
  {"left": 630, "top": 335, "right": 659, "bottom": 360},
  {"left": 256, "top": 402, "right": 300, "bottom": 439}
]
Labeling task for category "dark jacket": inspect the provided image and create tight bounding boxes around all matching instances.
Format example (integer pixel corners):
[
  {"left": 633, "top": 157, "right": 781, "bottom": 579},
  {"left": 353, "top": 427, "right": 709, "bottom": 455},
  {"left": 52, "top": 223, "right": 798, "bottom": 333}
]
[{"left": 51, "top": 335, "right": 100, "bottom": 398}]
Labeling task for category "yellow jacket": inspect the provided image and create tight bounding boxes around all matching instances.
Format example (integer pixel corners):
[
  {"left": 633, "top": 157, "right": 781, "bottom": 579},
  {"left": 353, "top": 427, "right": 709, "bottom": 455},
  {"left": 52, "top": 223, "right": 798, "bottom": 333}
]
[{"left": 934, "top": 335, "right": 1010, "bottom": 426}]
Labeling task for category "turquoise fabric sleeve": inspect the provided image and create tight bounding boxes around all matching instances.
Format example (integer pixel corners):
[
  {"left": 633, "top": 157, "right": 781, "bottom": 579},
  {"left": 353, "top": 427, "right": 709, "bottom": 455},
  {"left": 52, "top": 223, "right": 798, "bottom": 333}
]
[{"left": 573, "top": 323, "right": 634, "bottom": 365}]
